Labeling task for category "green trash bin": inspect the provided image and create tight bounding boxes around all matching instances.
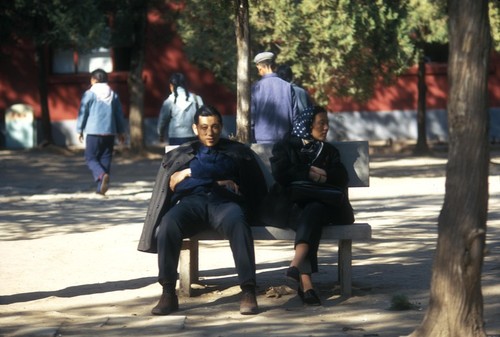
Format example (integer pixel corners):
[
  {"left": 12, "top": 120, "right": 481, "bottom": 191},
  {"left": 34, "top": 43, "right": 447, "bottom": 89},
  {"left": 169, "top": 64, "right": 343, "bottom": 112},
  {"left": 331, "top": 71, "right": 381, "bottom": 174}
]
[{"left": 5, "top": 104, "right": 36, "bottom": 149}]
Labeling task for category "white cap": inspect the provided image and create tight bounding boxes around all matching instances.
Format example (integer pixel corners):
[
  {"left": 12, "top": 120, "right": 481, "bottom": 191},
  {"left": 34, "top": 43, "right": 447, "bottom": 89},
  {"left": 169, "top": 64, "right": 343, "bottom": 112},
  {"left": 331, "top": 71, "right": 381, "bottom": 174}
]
[{"left": 253, "top": 52, "right": 274, "bottom": 64}]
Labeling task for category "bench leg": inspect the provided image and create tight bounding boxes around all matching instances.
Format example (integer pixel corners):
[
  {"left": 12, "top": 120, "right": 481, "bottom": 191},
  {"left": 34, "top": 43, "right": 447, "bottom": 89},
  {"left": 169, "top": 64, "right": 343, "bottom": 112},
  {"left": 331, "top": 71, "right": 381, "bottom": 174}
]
[
  {"left": 338, "top": 239, "right": 352, "bottom": 297},
  {"left": 179, "top": 240, "right": 199, "bottom": 297}
]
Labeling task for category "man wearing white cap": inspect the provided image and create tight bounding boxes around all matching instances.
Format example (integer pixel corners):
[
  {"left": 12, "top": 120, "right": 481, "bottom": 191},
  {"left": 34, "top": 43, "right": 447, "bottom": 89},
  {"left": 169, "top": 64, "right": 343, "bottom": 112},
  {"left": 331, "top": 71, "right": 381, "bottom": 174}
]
[{"left": 251, "top": 51, "right": 299, "bottom": 143}]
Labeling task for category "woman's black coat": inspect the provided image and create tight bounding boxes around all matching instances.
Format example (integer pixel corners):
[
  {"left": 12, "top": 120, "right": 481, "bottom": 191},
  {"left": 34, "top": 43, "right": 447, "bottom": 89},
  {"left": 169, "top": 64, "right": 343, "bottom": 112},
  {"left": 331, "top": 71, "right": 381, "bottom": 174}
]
[{"left": 262, "top": 136, "right": 354, "bottom": 226}]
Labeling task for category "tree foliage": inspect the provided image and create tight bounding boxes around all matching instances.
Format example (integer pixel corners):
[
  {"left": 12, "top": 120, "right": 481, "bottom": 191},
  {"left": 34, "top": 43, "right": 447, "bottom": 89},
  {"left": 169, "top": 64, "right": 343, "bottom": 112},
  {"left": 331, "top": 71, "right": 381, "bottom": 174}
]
[
  {"left": 0, "top": 0, "right": 106, "bottom": 50},
  {"left": 174, "top": 2, "right": 237, "bottom": 92},
  {"left": 175, "top": 0, "right": 415, "bottom": 105},
  {"left": 405, "top": 0, "right": 448, "bottom": 67},
  {"left": 172, "top": 0, "right": 500, "bottom": 106},
  {"left": 253, "top": 0, "right": 416, "bottom": 104},
  {"left": 490, "top": 0, "right": 500, "bottom": 51}
]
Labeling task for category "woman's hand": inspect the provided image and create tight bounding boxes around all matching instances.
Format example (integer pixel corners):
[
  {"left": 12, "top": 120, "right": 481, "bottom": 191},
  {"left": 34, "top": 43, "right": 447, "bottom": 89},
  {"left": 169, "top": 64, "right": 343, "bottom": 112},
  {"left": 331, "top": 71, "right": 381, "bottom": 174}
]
[
  {"left": 216, "top": 180, "right": 241, "bottom": 195},
  {"left": 309, "top": 166, "right": 327, "bottom": 183},
  {"left": 169, "top": 168, "right": 191, "bottom": 191}
]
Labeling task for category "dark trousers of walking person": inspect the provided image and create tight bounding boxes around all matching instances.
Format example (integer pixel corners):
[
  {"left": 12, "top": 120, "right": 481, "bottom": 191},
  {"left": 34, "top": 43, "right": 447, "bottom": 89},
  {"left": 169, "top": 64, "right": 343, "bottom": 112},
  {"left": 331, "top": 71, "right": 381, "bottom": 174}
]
[
  {"left": 156, "top": 192, "right": 257, "bottom": 292},
  {"left": 84, "top": 134, "right": 115, "bottom": 183}
]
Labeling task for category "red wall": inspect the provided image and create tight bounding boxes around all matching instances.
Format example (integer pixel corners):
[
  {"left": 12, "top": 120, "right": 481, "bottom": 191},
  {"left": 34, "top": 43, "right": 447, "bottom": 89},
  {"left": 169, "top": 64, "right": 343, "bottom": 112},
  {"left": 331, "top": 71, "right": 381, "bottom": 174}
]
[
  {"left": 1, "top": 12, "right": 499, "bottom": 122},
  {"left": 0, "top": 9, "right": 236, "bottom": 122},
  {"left": 0, "top": 40, "right": 40, "bottom": 115},
  {"left": 329, "top": 54, "right": 500, "bottom": 112}
]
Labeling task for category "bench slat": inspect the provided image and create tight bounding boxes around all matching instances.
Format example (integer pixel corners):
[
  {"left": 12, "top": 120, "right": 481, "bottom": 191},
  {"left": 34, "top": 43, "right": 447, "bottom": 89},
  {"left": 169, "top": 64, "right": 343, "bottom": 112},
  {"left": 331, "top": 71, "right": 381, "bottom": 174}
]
[{"left": 188, "top": 223, "right": 371, "bottom": 241}]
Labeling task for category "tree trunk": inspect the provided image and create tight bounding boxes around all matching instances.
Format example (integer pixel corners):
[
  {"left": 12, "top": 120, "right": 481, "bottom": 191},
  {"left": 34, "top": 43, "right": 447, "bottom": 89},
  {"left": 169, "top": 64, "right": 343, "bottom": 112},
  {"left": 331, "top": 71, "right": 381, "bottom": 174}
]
[
  {"left": 127, "top": 3, "right": 147, "bottom": 153},
  {"left": 35, "top": 44, "right": 53, "bottom": 146},
  {"left": 414, "top": 51, "right": 430, "bottom": 155},
  {"left": 410, "top": 1, "right": 490, "bottom": 336},
  {"left": 235, "top": 0, "right": 251, "bottom": 144}
]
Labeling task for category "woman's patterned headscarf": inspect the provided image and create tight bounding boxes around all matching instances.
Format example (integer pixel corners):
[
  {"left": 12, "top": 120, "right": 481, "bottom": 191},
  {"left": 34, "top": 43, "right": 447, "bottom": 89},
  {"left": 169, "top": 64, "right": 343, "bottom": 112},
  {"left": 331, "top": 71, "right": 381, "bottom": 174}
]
[
  {"left": 291, "top": 106, "right": 327, "bottom": 164},
  {"left": 291, "top": 106, "right": 315, "bottom": 140}
]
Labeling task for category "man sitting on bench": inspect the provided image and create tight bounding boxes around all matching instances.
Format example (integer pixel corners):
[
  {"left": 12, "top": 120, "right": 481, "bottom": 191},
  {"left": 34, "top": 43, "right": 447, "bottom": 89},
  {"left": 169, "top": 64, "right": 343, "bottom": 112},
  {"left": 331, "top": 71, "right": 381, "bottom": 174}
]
[{"left": 137, "top": 105, "right": 268, "bottom": 316}]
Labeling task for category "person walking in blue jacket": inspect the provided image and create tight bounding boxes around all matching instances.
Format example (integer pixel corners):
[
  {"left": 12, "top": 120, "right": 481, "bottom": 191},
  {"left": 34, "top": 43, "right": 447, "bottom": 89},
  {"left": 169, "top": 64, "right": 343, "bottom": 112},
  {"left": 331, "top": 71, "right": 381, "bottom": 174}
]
[
  {"left": 157, "top": 73, "right": 204, "bottom": 145},
  {"left": 76, "top": 69, "right": 126, "bottom": 195},
  {"left": 251, "top": 52, "right": 299, "bottom": 143}
]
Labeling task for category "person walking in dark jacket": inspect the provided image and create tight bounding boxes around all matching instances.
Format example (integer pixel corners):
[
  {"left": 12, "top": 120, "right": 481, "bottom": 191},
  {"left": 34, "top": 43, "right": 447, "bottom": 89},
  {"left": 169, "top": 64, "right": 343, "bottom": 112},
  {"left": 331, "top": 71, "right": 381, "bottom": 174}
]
[
  {"left": 276, "top": 64, "right": 313, "bottom": 114},
  {"left": 138, "top": 105, "right": 268, "bottom": 316}
]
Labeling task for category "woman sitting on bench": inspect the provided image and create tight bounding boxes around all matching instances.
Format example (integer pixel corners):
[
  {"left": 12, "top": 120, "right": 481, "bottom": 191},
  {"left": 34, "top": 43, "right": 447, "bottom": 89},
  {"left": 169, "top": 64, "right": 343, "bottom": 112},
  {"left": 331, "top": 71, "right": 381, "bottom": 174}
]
[{"left": 269, "top": 106, "right": 355, "bottom": 306}]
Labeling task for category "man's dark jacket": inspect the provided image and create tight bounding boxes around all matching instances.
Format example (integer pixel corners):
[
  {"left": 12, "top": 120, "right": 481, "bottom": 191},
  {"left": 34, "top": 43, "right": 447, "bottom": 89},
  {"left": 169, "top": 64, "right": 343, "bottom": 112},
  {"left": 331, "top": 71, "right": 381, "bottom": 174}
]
[{"left": 137, "top": 138, "right": 268, "bottom": 253}]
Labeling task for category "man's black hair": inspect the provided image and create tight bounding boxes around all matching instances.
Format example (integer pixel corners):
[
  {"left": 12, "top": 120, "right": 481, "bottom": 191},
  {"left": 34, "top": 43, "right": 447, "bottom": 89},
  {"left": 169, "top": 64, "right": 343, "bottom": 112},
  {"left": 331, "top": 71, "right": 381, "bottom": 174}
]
[
  {"left": 276, "top": 64, "right": 293, "bottom": 83},
  {"left": 90, "top": 69, "right": 108, "bottom": 83},
  {"left": 193, "top": 105, "right": 223, "bottom": 125}
]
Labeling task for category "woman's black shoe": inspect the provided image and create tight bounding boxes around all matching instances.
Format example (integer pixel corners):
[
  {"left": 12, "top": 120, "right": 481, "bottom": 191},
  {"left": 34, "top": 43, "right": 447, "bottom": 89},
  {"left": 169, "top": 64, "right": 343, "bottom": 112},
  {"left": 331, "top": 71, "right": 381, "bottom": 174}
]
[
  {"left": 285, "top": 266, "right": 300, "bottom": 283},
  {"left": 302, "top": 289, "right": 321, "bottom": 306},
  {"left": 297, "top": 287, "right": 304, "bottom": 300}
]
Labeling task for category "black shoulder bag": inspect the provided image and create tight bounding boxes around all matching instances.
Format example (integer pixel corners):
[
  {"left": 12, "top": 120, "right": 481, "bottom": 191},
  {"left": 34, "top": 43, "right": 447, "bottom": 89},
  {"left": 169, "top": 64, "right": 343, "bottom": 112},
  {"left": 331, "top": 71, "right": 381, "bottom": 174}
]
[{"left": 289, "top": 181, "right": 344, "bottom": 206}]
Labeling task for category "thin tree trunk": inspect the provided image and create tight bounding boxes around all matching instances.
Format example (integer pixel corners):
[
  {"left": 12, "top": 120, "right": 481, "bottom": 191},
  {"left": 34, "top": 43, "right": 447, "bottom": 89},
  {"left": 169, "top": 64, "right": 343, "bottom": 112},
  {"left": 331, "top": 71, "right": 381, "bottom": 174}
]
[
  {"left": 410, "top": 0, "right": 490, "bottom": 335},
  {"left": 414, "top": 51, "right": 430, "bottom": 155},
  {"left": 35, "top": 44, "right": 53, "bottom": 146},
  {"left": 235, "top": 0, "right": 251, "bottom": 144},
  {"left": 127, "top": 3, "right": 147, "bottom": 153}
]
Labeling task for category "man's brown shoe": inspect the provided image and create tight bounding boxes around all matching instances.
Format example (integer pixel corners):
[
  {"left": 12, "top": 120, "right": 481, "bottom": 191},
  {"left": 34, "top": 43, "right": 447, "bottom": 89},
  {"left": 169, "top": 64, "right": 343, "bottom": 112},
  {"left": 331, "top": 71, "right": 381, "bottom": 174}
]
[
  {"left": 99, "top": 173, "right": 109, "bottom": 195},
  {"left": 239, "top": 289, "right": 258, "bottom": 315},
  {"left": 151, "top": 293, "right": 179, "bottom": 315}
]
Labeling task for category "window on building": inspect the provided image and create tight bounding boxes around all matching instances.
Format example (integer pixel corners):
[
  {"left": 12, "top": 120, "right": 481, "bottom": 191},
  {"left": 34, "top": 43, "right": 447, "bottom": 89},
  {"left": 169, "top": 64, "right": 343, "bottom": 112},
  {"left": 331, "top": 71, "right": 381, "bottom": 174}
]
[{"left": 51, "top": 47, "right": 131, "bottom": 74}]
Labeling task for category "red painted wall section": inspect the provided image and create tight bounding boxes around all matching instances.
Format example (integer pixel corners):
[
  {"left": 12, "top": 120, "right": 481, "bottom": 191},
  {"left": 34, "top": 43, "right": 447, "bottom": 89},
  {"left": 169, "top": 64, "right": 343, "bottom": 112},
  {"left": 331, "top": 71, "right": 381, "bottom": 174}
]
[
  {"left": 328, "top": 53, "right": 500, "bottom": 113},
  {"left": 46, "top": 72, "right": 130, "bottom": 120},
  {"left": 1, "top": 9, "right": 499, "bottom": 123},
  {"left": 0, "top": 9, "right": 236, "bottom": 122},
  {"left": 0, "top": 40, "right": 40, "bottom": 114},
  {"left": 0, "top": 40, "right": 131, "bottom": 121},
  {"left": 489, "top": 53, "right": 500, "bottom": 107}
]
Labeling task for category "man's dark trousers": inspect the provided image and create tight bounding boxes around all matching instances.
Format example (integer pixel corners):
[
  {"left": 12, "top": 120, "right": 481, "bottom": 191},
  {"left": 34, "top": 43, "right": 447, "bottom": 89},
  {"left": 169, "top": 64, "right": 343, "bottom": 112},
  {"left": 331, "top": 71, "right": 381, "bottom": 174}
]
[
  {"left": 84, "top": 134, "right": 115, "bottom": 181},
  {"left": 156, "top": 192, "right": 257, "bottom": 288}
]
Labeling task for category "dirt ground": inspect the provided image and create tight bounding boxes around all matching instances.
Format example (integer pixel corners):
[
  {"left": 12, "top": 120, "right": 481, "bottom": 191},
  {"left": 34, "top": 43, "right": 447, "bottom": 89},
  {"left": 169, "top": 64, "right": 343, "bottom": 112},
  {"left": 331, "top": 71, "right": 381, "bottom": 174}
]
[{"left": 0, "top": 144, "right": 499, "bottom": 337}]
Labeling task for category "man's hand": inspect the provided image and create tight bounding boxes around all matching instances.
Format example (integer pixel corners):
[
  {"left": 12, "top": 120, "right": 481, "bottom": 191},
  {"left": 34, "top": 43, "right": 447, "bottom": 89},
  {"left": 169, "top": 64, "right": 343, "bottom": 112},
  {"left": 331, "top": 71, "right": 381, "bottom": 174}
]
[
  {"left": 78, "top": 133, "right": 84, "bottom": 143},
  {"left": 309, "top": 166, "right": 327, "bottom": 183},
  {"left": 169, "top": 168, "right": 191, "bottom": 191},
  {"left": 216, "top": 180, "right": 241, "bottom": 195}
]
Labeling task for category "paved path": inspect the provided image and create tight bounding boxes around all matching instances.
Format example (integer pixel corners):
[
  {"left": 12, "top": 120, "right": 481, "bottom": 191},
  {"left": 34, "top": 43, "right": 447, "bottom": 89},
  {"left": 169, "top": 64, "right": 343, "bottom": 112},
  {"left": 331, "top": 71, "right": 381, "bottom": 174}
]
[{"left": 1, "top": 146, "right": 499, "bottom": 337}]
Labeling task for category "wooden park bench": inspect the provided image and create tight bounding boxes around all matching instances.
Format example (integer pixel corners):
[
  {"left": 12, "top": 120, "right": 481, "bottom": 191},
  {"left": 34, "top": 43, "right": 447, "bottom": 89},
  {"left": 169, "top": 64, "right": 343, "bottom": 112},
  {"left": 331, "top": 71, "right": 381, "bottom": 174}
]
[{"left": 166, "top": 141, "right": 372, "bottom": 298}]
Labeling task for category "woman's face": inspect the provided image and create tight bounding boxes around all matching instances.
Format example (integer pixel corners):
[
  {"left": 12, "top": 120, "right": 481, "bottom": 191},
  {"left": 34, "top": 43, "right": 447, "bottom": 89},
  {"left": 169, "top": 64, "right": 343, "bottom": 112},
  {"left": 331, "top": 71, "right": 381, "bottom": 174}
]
[{"left": 311, "top": 112, "right": 329, "bottom": 141}]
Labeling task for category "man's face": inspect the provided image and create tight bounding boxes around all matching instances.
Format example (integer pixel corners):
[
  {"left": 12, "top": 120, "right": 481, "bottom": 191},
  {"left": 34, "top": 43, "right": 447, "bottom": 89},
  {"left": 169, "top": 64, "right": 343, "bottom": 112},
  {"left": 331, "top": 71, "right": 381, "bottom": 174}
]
[
  {"left": 256, "top": 63, "right": 271, "bottom": 77},
  {"left": 256, "top": 64, "right": 265, "bottom": 76},
  {"left": 192, "top": 116, "right": 222, "bottom": 147}
]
